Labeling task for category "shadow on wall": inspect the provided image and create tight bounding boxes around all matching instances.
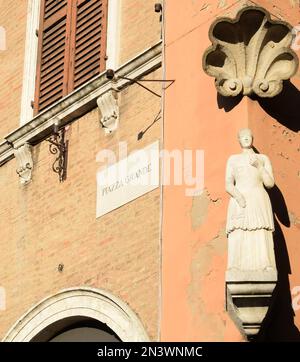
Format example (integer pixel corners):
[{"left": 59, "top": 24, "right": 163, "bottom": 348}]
[
  {"left": 217, "top": 80, "right": 300, "bottom": 340},
  {"left": 258, "top": 185, "right": 300, "bottom": 341},
  {"left": 217, "top": 93, "right": 243, "bottom": 112},
  {"left": 256, "top": 81, "right": 300, "bottom": 132},
  {"left": 218, "top": 80, "right": 300, "bottom": 132}
]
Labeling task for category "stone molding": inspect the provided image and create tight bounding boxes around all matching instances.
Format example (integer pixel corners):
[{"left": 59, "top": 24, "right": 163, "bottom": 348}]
[
  {"left": 3, "top": 287, "right": 150, "bottom": 342},
  {"left": 0, "top": 41, "right": 162, "bottom": 166},
  {"left": 226, "top": 269, "right": 277, "bottom": 340}
]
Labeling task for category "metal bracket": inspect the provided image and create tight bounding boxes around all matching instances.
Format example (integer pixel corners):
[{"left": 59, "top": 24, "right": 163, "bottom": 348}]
[
  {"left": 46, "top": 125, "right": 68, "bottom": 182},
  {"left": 106, "top": 69, "right": 175, "bottom": 98}
]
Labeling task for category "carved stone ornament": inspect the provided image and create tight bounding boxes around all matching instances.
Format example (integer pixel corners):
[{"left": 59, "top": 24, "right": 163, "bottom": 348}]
[
  {"left": 97, "top": 90, "right": 119, "bottom": 134},
  {"left": 226, "top": 270, "right": 277, "bottom": 340},
  {"left": 14, "top": 143, "right": 33, "bottom": 185},
  {"left": 225, "top": 128, "right": 278, "bottom": 340},
  {"left": 203, "top": 6, "right": 299, "bottom": 97}
]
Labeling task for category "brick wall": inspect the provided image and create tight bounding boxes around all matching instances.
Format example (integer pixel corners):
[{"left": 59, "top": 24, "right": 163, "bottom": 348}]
[
  {"left": 0, "top": 0, "right": 28, "bottom": 137},
  {"left": 0, "top": 0, "right": 162, "bottom": 340},
  {"left": 0, "top": 0, "right": 162, "bottom": 138},
  {"left": 119, "top": 0, "right": 162, "bottom": 65}
]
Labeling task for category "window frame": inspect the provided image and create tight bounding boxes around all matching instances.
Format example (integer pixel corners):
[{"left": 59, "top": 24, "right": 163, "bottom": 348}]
[
  {"left": 20, "top": 0, "right": 120, "bottom": 124},
  {"left": 34, "top": 0, "right": 109, "bottom": 115}
]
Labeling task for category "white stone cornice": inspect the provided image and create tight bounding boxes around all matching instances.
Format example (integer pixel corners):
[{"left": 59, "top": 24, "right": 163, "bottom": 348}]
[{"left": 0, "top": 41, "right": 162, "bottom": 166}]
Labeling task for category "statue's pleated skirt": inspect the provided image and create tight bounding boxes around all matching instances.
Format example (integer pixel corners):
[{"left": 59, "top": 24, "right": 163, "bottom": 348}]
[
  {"left": 227, "top": 229, "right": 276, "bottom": 270},
  {"left": 226, "top": 187, "right": 276, "bottom": 271},
  {"left": 226, "top": 187, "right": 274, "bottom": 234}
]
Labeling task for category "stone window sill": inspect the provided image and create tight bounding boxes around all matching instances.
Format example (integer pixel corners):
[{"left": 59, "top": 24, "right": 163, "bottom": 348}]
[{"left": 0, "top": 41, "right": 162, "bottom": 166}]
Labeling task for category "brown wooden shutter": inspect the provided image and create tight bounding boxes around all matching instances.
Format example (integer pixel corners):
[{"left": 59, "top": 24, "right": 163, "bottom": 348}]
[
  {"left": 72, "top": 0, "right": 108, "bottom": 90},
  {"left": 34, "top": 0, "right": 108, "bottom": 115},
  {"left": 34, "top": 0, "right": 70, "bottom": 114}
]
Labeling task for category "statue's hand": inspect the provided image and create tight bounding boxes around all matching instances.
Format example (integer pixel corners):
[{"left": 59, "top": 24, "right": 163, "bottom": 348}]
[
  {"left": 249, "top": 155, "right": 263, "bottom": 169},
  {"left": 236, "top": 195, "right": 246, "bottom": 208}
]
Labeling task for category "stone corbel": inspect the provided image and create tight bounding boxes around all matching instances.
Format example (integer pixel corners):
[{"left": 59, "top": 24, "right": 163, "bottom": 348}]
[
  {"left": 14, "top": 143, "right": 33, "bottom": 185},
  {"left": 226, "top": 270, "right": 277, "bottom": 340},
  {"left": 97, "top": 90, "right": 119, "bottom": 134}
]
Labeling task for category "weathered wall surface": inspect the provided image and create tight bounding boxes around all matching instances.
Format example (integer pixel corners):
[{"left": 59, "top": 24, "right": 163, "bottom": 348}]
[
  {"left": 0, "top": 0, "right": 28, "bottom": 135},
  {"left": 248, "top": 0, "right": 300, "bottom": 336},
  {"left": 0, "top": 0, "right": 162, "bottom": 341},
  {"left": 162, "top": 0, "right": 300, "bottom": 341},
  {"left": 0, "top": 69, "right": 162, "bottom": 340}
]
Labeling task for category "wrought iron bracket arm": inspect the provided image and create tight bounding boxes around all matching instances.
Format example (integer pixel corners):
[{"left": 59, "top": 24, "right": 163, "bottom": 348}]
[{"left": 45, "top": 127, "right": 68, "bottom": 182}]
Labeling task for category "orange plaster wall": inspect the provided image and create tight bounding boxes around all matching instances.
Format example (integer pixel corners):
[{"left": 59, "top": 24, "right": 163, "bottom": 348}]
[
  {"left": 247, "top": 0, "right": 300, "bottom": 337},
  {"left": 162, "top": 0, "right": 300, "bottom": 341}
]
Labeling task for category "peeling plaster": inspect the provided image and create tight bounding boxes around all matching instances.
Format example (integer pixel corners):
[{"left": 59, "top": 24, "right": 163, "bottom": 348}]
[
  {"left": 190, "top": 189, "right": 221, "bottom": 229},
  {"left": 190, "top": 190, "right": 210, "bottom": 229},
  {"left": 208, "top": 192, "right": 221, "bottom": 204},
  {"left": 289, "top": 211, "right": 300, "bottom": 228},
  {"left": 188, "top": 230, "right": 233, "bottom": 341},
  {"left": 278, "top": 152, "right": 289, "bottom": 160}
]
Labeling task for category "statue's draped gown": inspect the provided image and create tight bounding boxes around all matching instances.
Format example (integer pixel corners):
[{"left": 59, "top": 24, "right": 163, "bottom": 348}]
[{"left": 226, "top": 152, "right": 276, "bottom": 271}]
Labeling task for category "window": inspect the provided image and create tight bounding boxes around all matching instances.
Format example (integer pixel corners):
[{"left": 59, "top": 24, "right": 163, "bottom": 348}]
[{"left": 34, "top": 0, "right": 108, "bottom": 114}]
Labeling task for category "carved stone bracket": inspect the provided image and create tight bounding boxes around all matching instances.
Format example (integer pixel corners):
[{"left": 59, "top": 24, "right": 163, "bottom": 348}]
[
  {"left": 97, "top": 90, "right": 119, "bottom": 134},
  {"left": 14, "top": 143, "right": 33, "bottom": 185},
  {"left": 203, "top": 6, "right": 299, "bottom": 98},
  {"left": 226, "top": 270, "right": 277, "bottom": 340}
]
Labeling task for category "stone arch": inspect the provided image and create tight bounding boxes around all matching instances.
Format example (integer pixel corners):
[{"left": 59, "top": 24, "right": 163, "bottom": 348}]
[{"left": 3, "top": 287, "right": 150, "bottom": 342}]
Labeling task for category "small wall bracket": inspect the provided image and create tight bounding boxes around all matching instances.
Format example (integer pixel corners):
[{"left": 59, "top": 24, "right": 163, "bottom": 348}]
[
  {"left": 97, "top": 90, "right": 119, "bottom": 134},
  {"left": 14, "top": 143, "right": 33, "bottom": 185},
  {"left": 46, "top": 125, "right": 68, "bottom": 182}
]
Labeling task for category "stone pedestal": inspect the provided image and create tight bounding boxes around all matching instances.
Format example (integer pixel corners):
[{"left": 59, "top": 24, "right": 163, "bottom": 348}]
[{"left": 226, "top": 269, "right": 277, "bottom": 340}]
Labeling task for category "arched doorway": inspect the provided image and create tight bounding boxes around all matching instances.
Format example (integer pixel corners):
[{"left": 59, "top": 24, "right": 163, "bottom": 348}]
[
  {"left": 32, "top": 316, "right": 121, "bottom": 342},
  {"left": 3, "top": 287, "right": 149, "bottom": 342}
]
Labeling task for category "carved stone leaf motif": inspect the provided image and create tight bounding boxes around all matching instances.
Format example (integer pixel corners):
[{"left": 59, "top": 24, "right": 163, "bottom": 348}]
[{"left": 203, "top": 7, "right": 299, "bottom": 97}]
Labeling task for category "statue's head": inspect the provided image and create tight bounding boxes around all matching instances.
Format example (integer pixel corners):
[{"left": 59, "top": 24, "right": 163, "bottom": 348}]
[{"left": 238, "top": 128, "right": 253, "bottom": 149}]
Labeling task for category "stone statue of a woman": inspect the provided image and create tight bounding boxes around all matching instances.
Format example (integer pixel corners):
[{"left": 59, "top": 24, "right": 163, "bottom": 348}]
[{"left": 225, "top": 129, "right": 276, "bottom": 272}]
